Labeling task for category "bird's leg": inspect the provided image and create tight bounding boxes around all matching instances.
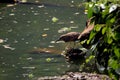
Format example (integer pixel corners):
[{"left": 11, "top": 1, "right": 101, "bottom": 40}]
[
  {"left": 64, "top": 42, "right": 72, "bottom": 49},
  {"left": 69, "top": 42, "right": 75, "bottom": 48},
  {"left": 73, "top": 41, "right": 82, "bottom": 48},
  {"left": 66, "top": 42, "right": 71, "bottom": 48},
  {"left": 65, "top": 42, "right": 78, "bottom": 49},
  {"left": 73, "top": 42, "right": 76, "bottom": 47}
]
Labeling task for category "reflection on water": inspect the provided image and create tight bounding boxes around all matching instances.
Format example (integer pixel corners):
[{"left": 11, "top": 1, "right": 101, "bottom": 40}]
[{"left": 0, "top": 0, "right": 87, "bottom": 80}]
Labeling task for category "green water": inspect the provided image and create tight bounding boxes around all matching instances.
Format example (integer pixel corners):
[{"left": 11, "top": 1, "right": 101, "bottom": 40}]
[{"left": 0, "top": 0, "right": 87, "bottom": 80}]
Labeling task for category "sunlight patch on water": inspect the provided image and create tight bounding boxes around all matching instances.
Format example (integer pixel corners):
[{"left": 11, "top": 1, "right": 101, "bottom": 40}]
[
  {"left": 43, "top": 28, "right": 50, "bottom": 31},
  {"left": 13, "top": 20, "right": 18, "bottom": 24},
  {"left": 0, "top": 1, "right": 86, "bottom": 79},
  {"left": 2, "top": 44, "right": 15, "bottom": 50},
  {"left": 20, "top": 0, "right": 27, "bottom": 3},
  {"left": 9, "top": 13, "right": 15, "bottom": 16},
  {"left": 8, "top": 29, "right": 13, "bottom": 32},
  {"left": 13, "top": 40, "right": 18, "bottom": 43},
  {"left": 0, "top": 17, "right": 3, "bottom": 19},
  {"left": 48, "top": 45, "right": 54, "bottom": 48},
  {"left": 38, "top": 5, "right": 45, "bottom": 8},
  {"left": 27, "top": 21, "right": 31, "bottom": 23},
  {"left": 50, "top": 41, "right": 55, "bottom": 44},
  {"left": 0, "top": 39, "right": 4, "bottom": 43},
  {"left": 34, "top": 13, "right": 39, "bottom": 16}
]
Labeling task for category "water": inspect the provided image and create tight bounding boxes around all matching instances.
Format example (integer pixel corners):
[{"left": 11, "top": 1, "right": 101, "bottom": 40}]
[{"left": 0, "top": 0, "right": 87, "bottom": 80}]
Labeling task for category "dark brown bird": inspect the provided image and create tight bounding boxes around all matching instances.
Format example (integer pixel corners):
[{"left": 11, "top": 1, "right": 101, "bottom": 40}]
[{"left": 56, "top": 32, "right": 80, "bottom": 42}]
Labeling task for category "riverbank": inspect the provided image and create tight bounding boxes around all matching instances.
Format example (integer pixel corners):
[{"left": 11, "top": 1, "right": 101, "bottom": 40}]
[{"left": 38, "top": 72, "right": 111, "bottom": 80}]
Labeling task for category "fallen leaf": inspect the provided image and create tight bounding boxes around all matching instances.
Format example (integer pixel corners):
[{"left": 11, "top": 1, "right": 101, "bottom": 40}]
[
  {"left": 52, "top": 17, "right": 59, "bottom": 22},
  {"left": 58, "top": 27, "right": 71, "bottom": 33},
  {"left": 42, "top": 34, "right": 47, "bottom": 37},
  {"left": 46, "top": 58, "right": 52, "bottom": 62}
]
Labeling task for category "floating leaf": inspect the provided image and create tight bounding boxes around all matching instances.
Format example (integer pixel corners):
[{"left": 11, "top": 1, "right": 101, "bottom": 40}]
[
  {"left": 50, "top": 41, "right": 55, "bottom": 43},
  {"left": 46, "top": 58, "right": 52, "bottom": 62},
  {"left": 48, "top": 45, "right": 54, "bottom": 48},
  {"left": 28, "top": 73, "right": 34, "bottom": 78},
  {"left": 70, "top": 26, "right": 78, "bottom": 29},
  {"left": 9, "top": 13, "right": 15, "bottom": 16},
  {"left": 70, "top": 21, "right": 74, "bottom": 24},
  {"left": 42, "top": 34, "right": 47, "bottom": 37},
  {"left": 13, "top": 20, "right": 18, "bottom": 24},
  {"left": 52, "top": 17, "right": 59, "bottom": 23},
  {"left": 38, "top": 5, "right": 44, "bottom": 8},
  {"left": 2, "top": 44, "right": 15, "bottom": 50},
  {"left": 58, "top": 27, "right": 71, "bottom": 33},
  {"left": 43, "top": 28, "right": 49, "bottom": 31}
]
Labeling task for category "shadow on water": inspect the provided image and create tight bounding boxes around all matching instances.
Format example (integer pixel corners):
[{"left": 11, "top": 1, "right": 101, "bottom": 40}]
[{"left": 0, "top": 0, "right": 87, "bottom": 80}]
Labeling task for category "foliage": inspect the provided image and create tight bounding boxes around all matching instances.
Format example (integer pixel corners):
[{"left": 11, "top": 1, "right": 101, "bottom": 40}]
[{"left": 84, "top": 0, "right": 120, "bottom": 79}]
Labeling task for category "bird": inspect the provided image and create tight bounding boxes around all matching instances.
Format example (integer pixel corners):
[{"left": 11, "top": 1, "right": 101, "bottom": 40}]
[
  {"left": 56, "top": 32, "right": 80, "bottom": 42},
  {"left": 56, "top": 32, "right": 80, "bottom": 48}
]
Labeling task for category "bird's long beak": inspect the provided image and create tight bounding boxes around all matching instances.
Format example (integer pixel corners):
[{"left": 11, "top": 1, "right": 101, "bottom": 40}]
[
  {"left": 55, "top": 39, "right": 65, "bottom": 43},
  {"left": 55, "top": 39, "right": 60, "bottom": 43}
]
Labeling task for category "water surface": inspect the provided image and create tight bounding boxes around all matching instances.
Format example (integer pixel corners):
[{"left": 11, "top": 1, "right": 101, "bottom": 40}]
[{"left": 0, "top": 0, "right": 87, "bottom": 80}]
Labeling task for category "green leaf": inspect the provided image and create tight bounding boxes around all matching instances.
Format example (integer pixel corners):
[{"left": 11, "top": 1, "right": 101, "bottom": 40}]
[
  {"left": 87, "top": 6, "right": 93, "bottom": 18},
  {"left": 94, "top": 24, "right": 102, "bottom": 32},
  {"left": 114, "top": 47, "right": 120, "bottom": 58},
  {"left": 107, "top": 38, "right": 113, "bottom": 44},
  {"left": 110, "top": 18, "right": 115, "bottom": 23},
  {"left": 103, "top": 48, "right": 107, "bottom": 52},
  {"left": 86, "top": 55, "right": 95, "bottom": 63},
  {"left": 102, "top": 27, "right": 107, "bottom": 35},
  {"left": 87, "top": 31, "right": 96, "bottom": 44},
  {"left": 114, "top": 32, "right": 120, "bottom": 40},
  {"left": 102, "top": 7, "right": 109, "bottom": 19},
  {"left": 109, "top": 58, "right": 118, "bottom": 69},
  {"left": 106, "top": 27, "right": 113, "bottom": 44}
]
